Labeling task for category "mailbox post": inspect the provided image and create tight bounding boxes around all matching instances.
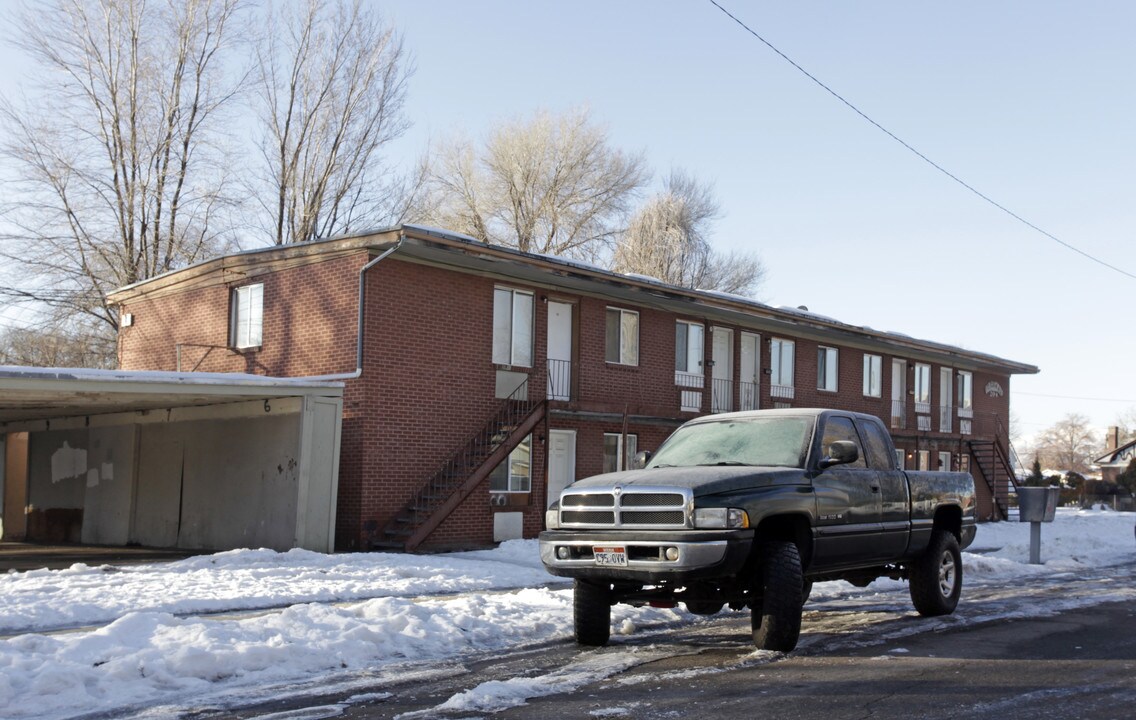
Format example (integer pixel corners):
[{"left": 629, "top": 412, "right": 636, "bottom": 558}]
[{"left": 1016, "top": 486, "right": 1060, "bottom": 564}]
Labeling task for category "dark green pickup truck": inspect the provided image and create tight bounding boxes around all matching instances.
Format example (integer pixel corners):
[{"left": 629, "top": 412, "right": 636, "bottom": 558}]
[{"left": 539, "top": 408, "right": 976, "bottom": 652}]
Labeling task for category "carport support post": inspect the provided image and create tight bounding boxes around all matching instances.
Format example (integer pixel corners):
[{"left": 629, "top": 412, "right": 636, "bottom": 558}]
[{"left": 1029, "top": 521, "right": 1042, "bottom": 564}]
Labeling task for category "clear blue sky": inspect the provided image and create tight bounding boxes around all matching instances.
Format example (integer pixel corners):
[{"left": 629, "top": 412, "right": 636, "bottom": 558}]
[
  {"left": 373, "top": 0, "right": 1136, "bottom": 446},
  {"left": 4, "top": 1, "right": 1135, "bottom": 447}
]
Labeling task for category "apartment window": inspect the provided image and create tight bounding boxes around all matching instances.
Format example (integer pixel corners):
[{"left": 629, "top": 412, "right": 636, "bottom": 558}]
[
  {"left": 605, "top": 308, "right": 639, "bottom": 365},
  {"left": 675, "top": 321, "right": 704, "bottom": 375},
  {"left": 231, "top": 283, "right": 264, "bottom": 349},
  {"left": 492, "top": 287, "right": 534, "bottom": 367},
  {"left": 603, "top": 433, "right": 638, "bottom": 473},
  {"left": 770, "top": 338, "right": 795, "bottom": 398},
  {"left": 489, "top": 435, "right": 531, "bottom": 493},
  {"left": 914, "top": 363, "right": 932, "bottom": 413},
  {"left": 863, "top": 354, "right": 882, "bottom": 398},
  {"left": 895, "top": 449, "right": 905, "bottom": 470},
  {"left": 917, "top": 450, "right": 930, "bottom": 471},
  {"left": 959, "top": 455, "right": 970, "bottom": 473},
  {"left": 958, "top": 371, "right": 974, "bottom": 417},
  {"left": 817, "top": 346, "right": 838, "bottom": 392},
  {"left": 938, "top": 452, "right": 952, "bottom": 471}
]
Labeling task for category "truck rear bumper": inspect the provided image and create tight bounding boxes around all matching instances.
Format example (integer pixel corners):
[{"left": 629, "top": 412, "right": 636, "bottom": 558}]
[{"left": 539, "top": 529, "right": 753, "bottom": 583}]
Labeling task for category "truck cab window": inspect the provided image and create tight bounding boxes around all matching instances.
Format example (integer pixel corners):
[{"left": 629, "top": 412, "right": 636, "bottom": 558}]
[{"left": 856, "top": 418, "right": 897, "bottom": 471}]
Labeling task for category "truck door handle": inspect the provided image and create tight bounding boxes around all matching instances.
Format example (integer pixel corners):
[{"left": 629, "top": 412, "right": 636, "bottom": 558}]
[{"left": 871, "top": 485, "right": 880, "bottom": 493}]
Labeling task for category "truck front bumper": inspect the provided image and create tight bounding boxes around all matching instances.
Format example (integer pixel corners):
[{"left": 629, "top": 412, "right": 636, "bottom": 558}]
[{"left": 538, "top": 529, "right": 754, "bottom": 583}]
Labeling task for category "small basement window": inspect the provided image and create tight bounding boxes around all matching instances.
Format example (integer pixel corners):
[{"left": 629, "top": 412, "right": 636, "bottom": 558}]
[{"left": 231, "top": 283, "right": 264, "bottom": 349}]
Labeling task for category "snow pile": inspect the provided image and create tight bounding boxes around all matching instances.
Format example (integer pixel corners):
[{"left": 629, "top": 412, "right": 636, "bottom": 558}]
[{"left": 0, "top": 509, "right": 1132, "bottom": 719}]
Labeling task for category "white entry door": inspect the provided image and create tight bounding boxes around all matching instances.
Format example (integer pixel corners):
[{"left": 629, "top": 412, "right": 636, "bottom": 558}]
[
  {"left": 547, "top": 429, "right": 577, "bottom": 509},
  {"left": 891, "top": 359, "right": 907, "bottom": 429},
  {"left": 939, "top": 367, "right": 953, "bottom": 432},
  {"left": 546, "top": 301, "right": 572, "bottom": 401},
  {"left": 740, "top": 332, "right": 760, "bottom": 410},
  {"left": 711, "top": 327, "right": 733, "bottom": 412}
]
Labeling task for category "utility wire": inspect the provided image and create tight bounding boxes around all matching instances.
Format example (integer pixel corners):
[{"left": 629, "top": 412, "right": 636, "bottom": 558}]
[{"left": 707, "top": 0, "right": 1136, "bottom": 281}]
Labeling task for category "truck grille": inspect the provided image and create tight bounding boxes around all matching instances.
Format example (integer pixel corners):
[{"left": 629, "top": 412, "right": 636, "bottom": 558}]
[{"left": 558, "top": 486, "right": 692, "bottom": 529}]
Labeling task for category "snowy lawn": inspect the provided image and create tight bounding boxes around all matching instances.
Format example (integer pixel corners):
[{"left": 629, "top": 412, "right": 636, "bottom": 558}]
[{"left": 1, "top": 508, "right": 1133, "bottom": 719}]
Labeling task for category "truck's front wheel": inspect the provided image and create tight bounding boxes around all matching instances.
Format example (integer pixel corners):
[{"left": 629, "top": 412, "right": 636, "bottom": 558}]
[
  {"left": 909, "top": 529, "right": 962, "bottom": 616},
  {"left": 574, "top": 579, "right": 612, "bottom": 646},
  {"left": 751, "top": 541, "right": 804, "bottom": 652}
]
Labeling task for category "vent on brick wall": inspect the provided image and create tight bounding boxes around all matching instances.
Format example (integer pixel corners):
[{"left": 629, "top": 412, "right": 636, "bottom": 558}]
[{"left": 371, "top": 379, "right": 547, "bottom": 553}]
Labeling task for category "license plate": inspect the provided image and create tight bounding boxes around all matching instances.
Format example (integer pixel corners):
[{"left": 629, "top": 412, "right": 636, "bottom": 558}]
[{"left": 593, "top": 546, "right": 628, "bottom": 566}]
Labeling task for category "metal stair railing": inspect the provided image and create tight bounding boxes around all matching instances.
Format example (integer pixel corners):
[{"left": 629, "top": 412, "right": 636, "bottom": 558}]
[
  {"left": 968, "top": 416, "right": 1018, "bottom": 521},
  {"left": 374, "top": 379, "right": 546, "bottom": 552}
]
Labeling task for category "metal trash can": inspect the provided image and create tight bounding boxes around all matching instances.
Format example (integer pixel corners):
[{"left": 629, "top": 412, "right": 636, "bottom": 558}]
[{"left": 1017, "top": 487, "right": 1059, "bottom": 522}]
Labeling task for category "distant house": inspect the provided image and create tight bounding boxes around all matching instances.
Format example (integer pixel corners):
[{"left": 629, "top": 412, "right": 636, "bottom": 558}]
[
  {"left": 1090, "top": 427, "right": 1136, "bottom": 511},
  {"left": 102, "top": 225, "right": 1037, "bottom": 552}
]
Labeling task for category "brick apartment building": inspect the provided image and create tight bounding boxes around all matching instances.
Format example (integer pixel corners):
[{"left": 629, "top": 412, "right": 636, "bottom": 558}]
[{"left": 109, "top": 225, "right": 1038, "bottom": 552}]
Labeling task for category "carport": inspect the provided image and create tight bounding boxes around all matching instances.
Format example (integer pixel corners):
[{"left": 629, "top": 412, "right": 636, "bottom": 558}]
[{"left": 0, "top": 367, "right": 343, "bottom": 553}]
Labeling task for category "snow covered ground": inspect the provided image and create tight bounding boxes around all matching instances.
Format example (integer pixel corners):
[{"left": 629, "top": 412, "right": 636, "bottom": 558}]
[{"left": 1, "top": 508, "right": 1133, "bottom": 720}]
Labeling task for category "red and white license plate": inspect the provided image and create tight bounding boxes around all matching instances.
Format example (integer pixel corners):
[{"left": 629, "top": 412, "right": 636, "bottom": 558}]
[{"left": 593, "top": 546, "right": 628, "bottom": 566}]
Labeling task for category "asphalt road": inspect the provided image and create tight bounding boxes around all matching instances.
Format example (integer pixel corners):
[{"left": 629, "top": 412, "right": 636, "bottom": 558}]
[
  {"left": 184, "top": 562, "right": 1136, "bottom": 720},
  {"left": 483, "top": 600, "right": 1136, "bottom": 720}
]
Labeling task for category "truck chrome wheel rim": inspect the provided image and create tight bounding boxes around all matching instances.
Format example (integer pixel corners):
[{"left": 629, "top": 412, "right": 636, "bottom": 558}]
[{"left": 938, "top": 552, "right": 957, "bottom": 597}]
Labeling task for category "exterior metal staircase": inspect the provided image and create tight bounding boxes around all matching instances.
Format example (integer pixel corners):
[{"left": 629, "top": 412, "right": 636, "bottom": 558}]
[
  {"left": 372, "top": 380, "right": 546, "bottom": 552},
  {"left": 968, "top": 416, "right": 1019, "bottom": 521}
]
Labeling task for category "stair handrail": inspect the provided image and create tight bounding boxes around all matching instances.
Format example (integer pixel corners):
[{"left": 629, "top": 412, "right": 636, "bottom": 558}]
[{"left": 377, "top": 376, "right": 543, "bottom": 547}]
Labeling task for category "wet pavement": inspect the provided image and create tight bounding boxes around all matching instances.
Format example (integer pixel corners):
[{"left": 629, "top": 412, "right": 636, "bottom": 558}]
[{"left": 0, "top": 541, "right": 201, "bottom": 572}]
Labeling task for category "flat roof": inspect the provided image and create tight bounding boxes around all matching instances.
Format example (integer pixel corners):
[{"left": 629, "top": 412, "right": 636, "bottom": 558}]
[{"left": 0, "top": 366, "right": 343, "bottom": 425}]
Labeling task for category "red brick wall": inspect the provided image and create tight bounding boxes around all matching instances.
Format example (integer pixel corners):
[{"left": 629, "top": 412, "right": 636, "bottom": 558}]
[{"left": 118, "top": 250, "right": 1020, "bottom": 550}]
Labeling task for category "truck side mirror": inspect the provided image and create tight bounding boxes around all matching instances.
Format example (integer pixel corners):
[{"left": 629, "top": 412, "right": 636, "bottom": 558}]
[
  {"left": 633, "top": 450, "right": 652, "bottom": 469},
  {"left": 820, "top": 440, "right": 859, "bottom": 469}
]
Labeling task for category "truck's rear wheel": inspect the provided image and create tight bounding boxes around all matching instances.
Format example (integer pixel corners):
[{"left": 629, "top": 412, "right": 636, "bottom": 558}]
[
  {"left": 574, "top": 579, "right": 612, "bottom": 646},
  {"left": 751, "top": 541, "right": 804, "bottom": 652},
  {"left": 909, "top": 529, "right": 962, "bottom": 616}
]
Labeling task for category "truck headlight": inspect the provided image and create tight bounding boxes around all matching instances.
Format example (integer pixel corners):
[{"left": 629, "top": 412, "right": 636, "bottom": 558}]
[
  {"left": 545, "top": 508, "right": 560, "bottom": 530},
  {"left": 694, "top": 507, "right": 749, "bottom": 529}
]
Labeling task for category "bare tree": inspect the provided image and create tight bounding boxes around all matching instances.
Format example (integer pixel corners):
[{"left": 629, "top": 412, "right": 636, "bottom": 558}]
[
  {"left": 254, "top": 0, "right": 415, "bottom": 245},
  {"left": 1033, "top": 413, "right": 1100, "bottom": 475},
  {"left": 424, "top": 107, "right": 649, "bottom": 259},
  {"left": 612, "top": 170, "right": 766, "bottom": 296},
  {"left": 0, "top": 320, "right": 116, "bottom": 369},
  {"left": 0, "top": 0, "right": 245, "bottom": 357}
]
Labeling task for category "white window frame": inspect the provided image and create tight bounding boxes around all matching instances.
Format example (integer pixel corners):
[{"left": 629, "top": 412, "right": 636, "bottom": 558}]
[
  {"left": 605, "top": 307, "right": 639, "bottom": 366},
  {"left": 914, "top": 363, "right": 932, "bottom": 413},
  {"left": 490, "top": 435, "right": 532, "bottom": 493},
  {"left": 231, "top": 283, "right": 264, "bottom": 349},
  {"left": 917, "top": 450, "right": 930, "bottom": 471},
  {"left": 863, "top": 354, "right": 882, "bottom": 398},
  {"left": 957, "top": 371, "right": 974, "bottom": 418},
  {"left": 770, "top": 338, "right": 795, "bottom": 399},
  {"left": 895, "top": 449, "right": 905, "bottom": 470},
  {"left": 603, "top": 433, "right": 638, "bottom": 473},
  {"left": 493, "top": 287, "right": 534, "bottom": 367},
  {"left": 675, "top": 321, "right": 705, "bottom": 377},
  {"left": 938, "top": 451, "right": 952, "bottom": 471},
  {"left": 817, "top": 346, "right": 838, "bottom": 392}
]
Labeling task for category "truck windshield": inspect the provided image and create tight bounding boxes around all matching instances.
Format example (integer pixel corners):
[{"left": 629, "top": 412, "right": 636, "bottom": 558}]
[{"left": 645, "top": 416, "right": 811, "bottom": 469}]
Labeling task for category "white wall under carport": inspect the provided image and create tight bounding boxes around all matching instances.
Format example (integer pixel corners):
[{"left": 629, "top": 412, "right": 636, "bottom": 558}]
[{"left": 6, "top": 391, "right": 341, "bottom": 553}]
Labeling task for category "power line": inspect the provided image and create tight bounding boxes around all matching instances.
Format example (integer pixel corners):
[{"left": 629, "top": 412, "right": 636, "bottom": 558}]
[{"left": 707, "top": 0, "right": 1136, "bottom": 281}]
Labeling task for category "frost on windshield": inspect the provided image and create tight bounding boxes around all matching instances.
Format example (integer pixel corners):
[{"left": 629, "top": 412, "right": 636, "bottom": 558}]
[{"left": 647, "top": 417, "right": 810, "bottom": 469}]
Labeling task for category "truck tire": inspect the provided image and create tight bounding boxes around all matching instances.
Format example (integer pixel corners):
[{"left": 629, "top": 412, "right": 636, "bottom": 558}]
[
  {"left": 909, "top": 529, "right": 962, "bottom": 616},
  {"left": 574, "top": 579, "right": 612, "bottom": 646},
  {"left": 751, "top": 541, "right": 804, "bottom": 652}
]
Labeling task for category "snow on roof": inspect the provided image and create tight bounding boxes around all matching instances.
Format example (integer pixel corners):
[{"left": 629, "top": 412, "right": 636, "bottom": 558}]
[{"left": 0, "top": 365, "right": 343, "bottom": 389}]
